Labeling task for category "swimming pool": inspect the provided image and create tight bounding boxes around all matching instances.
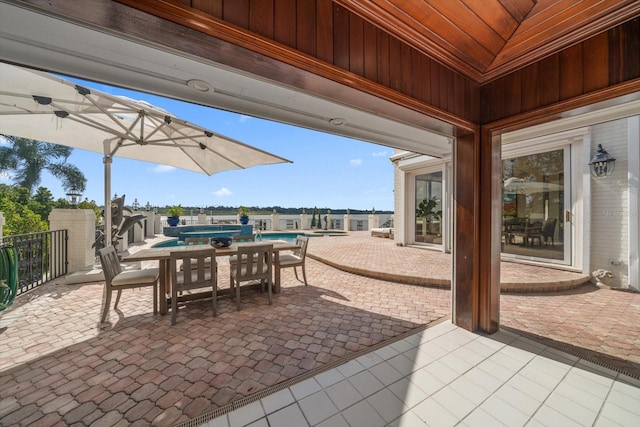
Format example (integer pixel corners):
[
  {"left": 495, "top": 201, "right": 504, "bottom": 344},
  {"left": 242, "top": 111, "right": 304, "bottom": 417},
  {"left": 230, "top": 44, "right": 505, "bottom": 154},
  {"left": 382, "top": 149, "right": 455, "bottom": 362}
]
[{"left": 153, "top": 232, "right": 314, "bottom": 247}]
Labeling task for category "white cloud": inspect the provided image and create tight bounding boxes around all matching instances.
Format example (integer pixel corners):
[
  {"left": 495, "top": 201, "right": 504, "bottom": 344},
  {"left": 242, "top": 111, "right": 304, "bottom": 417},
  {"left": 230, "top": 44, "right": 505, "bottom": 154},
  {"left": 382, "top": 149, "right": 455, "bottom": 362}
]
[
  {"left": 151, "top": 165, "right": 176, "bottom": 173},
  {"left": 372, "top": 150, "right": 388, "bottom": 157},
  {"left": 214, "top": 187, "right": 232, "bottom": 197},
  {"left": 350, "top": 158, "right": 362, "bottom": 166},
  {"left": 238, "top": 115, "right": 250, "bottom": 123}
]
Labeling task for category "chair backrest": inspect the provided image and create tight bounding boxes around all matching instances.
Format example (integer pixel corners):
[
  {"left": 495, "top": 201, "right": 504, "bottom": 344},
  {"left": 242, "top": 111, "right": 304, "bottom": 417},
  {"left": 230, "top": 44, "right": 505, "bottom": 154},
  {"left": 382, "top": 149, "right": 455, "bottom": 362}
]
[
  {"left": 233, "top": 234, "right": 255, "bottom": 243},
  {"left": 542, "top": 218, "right": 557, "bottom": 237},
  {"left": 170, "top": 248, "right": 216, "bottom": 289},
  {"left": 294, "top": 235, "right": 309, "bottom": 260},
  {"left": 524, "top": 220, "right": 542, "bottom": 233},
  {"left": 234, "top": 243, "right": 273, "bottom": 282},
  {"left": 98, "top": 245, "right": 123, "bottom": 285},
  {"left": 185, "top": 237, "right": 210, "bottom": 246}
]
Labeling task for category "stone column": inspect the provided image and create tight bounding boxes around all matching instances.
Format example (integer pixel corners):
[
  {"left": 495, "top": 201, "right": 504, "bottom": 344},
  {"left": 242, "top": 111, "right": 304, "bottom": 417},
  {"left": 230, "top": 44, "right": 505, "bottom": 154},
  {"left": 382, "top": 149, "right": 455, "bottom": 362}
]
[
  {"left": 326, "top": 210, "right": 333, "bottom": 230},
  {"left": 344, "top": 211, "right": 351, "bottom": 231},
  {"left": 49, "top": 208, "right": 96, "bottom": 273},
  {"left": 300, "top": 210, "right": 308, "bottom": 230},
  {"left": 368, "top": 213, "right": 380, "bottom": 230},
  {"left": 271, "top": 210, "right": 280, "bottom": 231},
  {"left": 154, "top": 213, "right": 162, "bottom": 234},
  {"left": 145, "top": 212, "right": 155, "bottom": 238},
  {"left": 197, "top": 213, "right": 207, "bottom": 224},
  {"left": 132, "top": 211, "right": 145, "bottom": 243}
]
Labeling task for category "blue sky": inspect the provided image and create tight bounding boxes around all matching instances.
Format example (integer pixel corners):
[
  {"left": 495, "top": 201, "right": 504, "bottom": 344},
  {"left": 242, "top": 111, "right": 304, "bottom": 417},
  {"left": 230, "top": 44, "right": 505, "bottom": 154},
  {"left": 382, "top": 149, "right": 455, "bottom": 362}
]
[{"left": 1, "top": 78, "right": 394, "bottom": 211}]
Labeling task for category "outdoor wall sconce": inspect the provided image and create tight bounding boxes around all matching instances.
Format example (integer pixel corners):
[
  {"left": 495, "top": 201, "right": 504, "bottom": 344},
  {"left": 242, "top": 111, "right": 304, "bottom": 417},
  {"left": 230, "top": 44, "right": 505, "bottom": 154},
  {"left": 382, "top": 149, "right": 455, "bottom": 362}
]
[
  {"left": 132, "top": 198, "right": 140, "bottom": 211},
  {"left": 145, "top": 201, "right": 151, "bottom": 211},
  {"left": 589, "top": 144, "right": 616, "bottom": 178},
  {"left": 66, "top": 188, "right": 82, "bottom": 208}
]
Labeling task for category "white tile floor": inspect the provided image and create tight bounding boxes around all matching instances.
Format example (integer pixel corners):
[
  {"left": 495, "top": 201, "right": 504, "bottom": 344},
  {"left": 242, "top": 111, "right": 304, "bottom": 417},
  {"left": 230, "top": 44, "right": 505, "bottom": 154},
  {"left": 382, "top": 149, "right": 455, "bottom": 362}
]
[{"left": 200, "top": 322, "right": 640, "bottom": 427}]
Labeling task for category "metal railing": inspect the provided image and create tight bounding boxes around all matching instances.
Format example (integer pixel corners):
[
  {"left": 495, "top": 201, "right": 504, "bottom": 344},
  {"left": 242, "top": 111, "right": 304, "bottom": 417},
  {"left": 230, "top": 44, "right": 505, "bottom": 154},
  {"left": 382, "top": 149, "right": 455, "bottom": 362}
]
[{"left": 1, "top": 230, "right": 67, "bottom": 295}]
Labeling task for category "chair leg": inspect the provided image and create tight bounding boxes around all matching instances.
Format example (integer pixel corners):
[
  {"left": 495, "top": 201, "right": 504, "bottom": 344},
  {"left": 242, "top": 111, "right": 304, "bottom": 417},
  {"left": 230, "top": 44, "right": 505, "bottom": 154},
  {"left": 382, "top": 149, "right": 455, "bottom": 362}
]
[
  {"left": 101, "top": 289, "right": 112, "bottom": 323},
  {"left": 212, "top": 284, "right": 217, "bottom": 317},
  {"left": 301, "top": 265, "right": 307, "bottom": 285},
  {"left": 171, "top": 285, "right": 178, "bottom": 325},
  {"left": 114, "top": 289, "right": 122, "bottom": 309},
  {"left": 153, "top": 284, "right": 158, "bottom": 315},
  {"left": 235, "top": 280, "right": 241, "bottom": 311},
  {"left": 293, "top": 267, "right": 299, "bottom": 281},
  {"left": 267, "top": 278, "right": 272, "bottom": 305}
]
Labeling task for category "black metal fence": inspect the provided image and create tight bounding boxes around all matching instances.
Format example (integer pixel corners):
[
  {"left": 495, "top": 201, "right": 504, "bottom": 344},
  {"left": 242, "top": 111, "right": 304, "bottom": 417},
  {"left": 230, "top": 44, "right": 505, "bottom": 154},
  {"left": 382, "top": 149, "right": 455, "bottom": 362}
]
[{"left": 1, "top": 230, "right": 67, "bottom": 295}]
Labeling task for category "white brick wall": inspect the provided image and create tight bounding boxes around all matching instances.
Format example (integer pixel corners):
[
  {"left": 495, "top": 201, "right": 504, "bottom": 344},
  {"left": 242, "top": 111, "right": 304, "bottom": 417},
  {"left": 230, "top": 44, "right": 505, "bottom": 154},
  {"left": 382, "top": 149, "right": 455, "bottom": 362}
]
[{"left": 590, "top": 118, "right": 629, "bottom": 287}]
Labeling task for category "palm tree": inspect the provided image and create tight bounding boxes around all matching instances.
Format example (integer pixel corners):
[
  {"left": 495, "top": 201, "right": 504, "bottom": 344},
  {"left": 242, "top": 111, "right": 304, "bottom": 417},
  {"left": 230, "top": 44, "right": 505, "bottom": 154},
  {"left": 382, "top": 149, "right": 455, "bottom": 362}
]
[{"left": 0, "top": 135, "right": 86, "bottom": 194}]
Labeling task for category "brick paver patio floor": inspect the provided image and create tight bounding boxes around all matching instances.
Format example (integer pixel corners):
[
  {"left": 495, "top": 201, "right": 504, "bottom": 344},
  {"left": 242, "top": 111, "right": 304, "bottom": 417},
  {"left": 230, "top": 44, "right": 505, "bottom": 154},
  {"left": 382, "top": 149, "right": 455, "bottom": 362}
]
[{"left": 1, "top": 231, "right": 638, "bottom": 426}]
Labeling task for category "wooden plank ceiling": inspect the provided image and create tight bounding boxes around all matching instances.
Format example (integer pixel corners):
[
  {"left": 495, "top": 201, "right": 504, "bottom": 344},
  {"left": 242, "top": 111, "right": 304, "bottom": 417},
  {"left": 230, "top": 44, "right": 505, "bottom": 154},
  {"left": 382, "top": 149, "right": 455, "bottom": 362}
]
[{"left": 335, "top": 0, "right": 640, "bottom": 83}]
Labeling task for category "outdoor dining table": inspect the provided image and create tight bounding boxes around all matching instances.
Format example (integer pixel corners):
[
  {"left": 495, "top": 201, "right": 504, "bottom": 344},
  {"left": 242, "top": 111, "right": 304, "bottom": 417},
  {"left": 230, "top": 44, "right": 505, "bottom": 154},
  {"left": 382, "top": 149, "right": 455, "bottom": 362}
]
[{"left": 122, "top": 240, "right": 300, "bottom": 314}]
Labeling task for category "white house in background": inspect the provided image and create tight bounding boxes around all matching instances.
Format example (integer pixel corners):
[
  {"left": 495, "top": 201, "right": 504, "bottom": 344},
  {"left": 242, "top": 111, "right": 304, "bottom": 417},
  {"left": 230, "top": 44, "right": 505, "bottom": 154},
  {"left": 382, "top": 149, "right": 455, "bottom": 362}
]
[{"left": 392, "top": 102, "right": 639, "bottom": 291}]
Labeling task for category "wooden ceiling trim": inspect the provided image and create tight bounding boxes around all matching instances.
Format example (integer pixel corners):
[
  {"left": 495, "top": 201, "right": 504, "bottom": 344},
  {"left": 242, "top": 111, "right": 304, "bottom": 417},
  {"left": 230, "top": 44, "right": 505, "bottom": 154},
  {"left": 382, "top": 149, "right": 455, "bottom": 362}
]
[
  {"left": 483, "top": 79, "right": 640, "bottom": 132},
  {"left": 509, "top": 0, "right": 633, "bottom": 44},
  {"left": 334, "top": 0, "right": 485, "bottom": 81},
  {"left": 462, "top": 0, "right": 520, "bottom": 41},
  {"left": 426, "top": 0, "right": 506, "bottom": 55},
  {"left": 484, "top": 2, "right": 640, "bottom": 82},
  {"left": 114, "top": 0, "right": 478, "bottom": 129},
  {"left": 384, "top": 1, "right": 497, "bottom": 70},
  {"left": 498, "top": 0, "right": 536, "bottom": 22}
]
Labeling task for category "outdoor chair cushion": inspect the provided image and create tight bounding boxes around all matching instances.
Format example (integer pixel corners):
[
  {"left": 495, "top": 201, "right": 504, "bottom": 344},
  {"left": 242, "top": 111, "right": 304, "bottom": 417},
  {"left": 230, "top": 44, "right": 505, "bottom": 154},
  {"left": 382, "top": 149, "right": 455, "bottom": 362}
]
[
  {"left": 175, "top": 269, "right": 215, "bottom": 284},
  {"left": 278, "top": 253, "right": 303, "bottom": 266},
  {"left": 111, "top": 268, "right": 160, "bottom": 286},
  {"left": 236, "top": 263, "right": 269, "bottom": 276}
]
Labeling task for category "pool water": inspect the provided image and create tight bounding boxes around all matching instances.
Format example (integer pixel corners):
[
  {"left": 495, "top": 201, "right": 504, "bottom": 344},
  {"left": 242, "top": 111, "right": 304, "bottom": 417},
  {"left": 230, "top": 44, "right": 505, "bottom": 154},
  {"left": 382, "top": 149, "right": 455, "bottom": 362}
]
[{"left": 153, "top": 232, "right": 310, "bottom": 248}]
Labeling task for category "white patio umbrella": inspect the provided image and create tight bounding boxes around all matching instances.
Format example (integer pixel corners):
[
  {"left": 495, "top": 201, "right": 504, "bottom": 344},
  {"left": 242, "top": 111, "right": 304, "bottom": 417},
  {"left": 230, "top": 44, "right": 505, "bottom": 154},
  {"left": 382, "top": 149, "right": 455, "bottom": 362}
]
[
  {"left": 503, "top": 177, "right": 562, "bottom": 195},
  {"left": 0, "top": 63, "right": 291, "bottom": 243}
]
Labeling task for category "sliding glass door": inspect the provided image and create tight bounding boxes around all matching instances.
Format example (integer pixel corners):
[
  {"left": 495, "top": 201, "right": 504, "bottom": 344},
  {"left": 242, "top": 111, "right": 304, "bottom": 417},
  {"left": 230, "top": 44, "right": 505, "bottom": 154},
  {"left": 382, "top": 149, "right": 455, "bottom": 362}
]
[
  {"left": 415, "top": 171, "right": 442, "bottom": 246},
  {"left": 502, "top": 147, "right": 570, "bottom": 264}
]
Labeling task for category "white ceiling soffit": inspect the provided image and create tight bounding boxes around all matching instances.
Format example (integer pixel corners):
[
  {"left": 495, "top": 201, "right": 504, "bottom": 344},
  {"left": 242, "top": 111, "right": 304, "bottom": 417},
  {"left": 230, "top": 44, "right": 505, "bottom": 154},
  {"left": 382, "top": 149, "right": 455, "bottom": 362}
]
[{"left": 0, "top": 1, "right": 452, "bottom": 158}]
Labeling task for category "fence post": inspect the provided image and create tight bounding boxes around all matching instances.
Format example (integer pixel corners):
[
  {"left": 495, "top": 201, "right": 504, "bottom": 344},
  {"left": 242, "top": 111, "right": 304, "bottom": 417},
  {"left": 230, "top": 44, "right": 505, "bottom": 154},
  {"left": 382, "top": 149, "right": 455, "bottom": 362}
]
[{"left": 49, "top": 209, "right": 96, "bottom": 274}]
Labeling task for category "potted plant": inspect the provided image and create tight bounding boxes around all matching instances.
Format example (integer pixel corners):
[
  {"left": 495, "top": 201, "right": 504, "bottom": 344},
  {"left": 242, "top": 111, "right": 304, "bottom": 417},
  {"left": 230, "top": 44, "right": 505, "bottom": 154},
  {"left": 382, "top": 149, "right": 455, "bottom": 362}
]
[
  {"left": 416, "top": 197, "right": 442, "bottom": 241},
  {"left": 167, "top": 204, "right": 184, "bottom": 226},
  {"left": 238, "top": 206, "right": 250, "bottom": 225}
]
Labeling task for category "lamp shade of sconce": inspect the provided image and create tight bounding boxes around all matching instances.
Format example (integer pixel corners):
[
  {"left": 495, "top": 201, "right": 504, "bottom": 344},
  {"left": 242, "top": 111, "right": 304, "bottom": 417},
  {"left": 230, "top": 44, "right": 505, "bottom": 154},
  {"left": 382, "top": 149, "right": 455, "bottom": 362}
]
[
  {"left": 588, "top": 144, "right": 616, "bottom": 178},
  {"left": 66, "top": 188, "right": 82, "bottom": 208}
]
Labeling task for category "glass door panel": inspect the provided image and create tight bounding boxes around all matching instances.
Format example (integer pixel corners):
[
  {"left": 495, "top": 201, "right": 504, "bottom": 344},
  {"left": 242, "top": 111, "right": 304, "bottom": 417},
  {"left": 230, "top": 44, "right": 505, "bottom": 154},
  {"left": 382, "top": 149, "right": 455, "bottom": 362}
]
[
  {"left": 415, "top": 171, "right": 442, "bottom": 245},
  {"left": 502, "top": 148, "right": 569, "bottom": 263}
]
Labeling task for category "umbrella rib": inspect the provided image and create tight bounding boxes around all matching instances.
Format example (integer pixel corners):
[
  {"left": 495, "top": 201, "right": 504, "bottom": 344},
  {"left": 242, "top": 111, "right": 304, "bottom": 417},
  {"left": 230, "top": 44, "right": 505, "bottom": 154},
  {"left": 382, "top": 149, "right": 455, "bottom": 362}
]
[{"left": 65, "top": 93, "right": 143, "bottom": 142}]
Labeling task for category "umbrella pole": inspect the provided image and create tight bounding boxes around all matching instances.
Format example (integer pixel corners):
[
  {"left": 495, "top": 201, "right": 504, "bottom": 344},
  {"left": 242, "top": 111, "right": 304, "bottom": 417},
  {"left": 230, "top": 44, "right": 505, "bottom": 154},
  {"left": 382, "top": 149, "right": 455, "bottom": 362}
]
[{"left": 104, "top": 155, "right": 112, "bottom": 249}]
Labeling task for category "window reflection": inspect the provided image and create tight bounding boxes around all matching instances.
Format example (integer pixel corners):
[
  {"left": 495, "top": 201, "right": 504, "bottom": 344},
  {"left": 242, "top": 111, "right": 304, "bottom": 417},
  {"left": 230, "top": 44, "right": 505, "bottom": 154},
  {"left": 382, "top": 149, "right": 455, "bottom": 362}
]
[{"left": 502, "top": 150, "right": 564, "bottom": 260}]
